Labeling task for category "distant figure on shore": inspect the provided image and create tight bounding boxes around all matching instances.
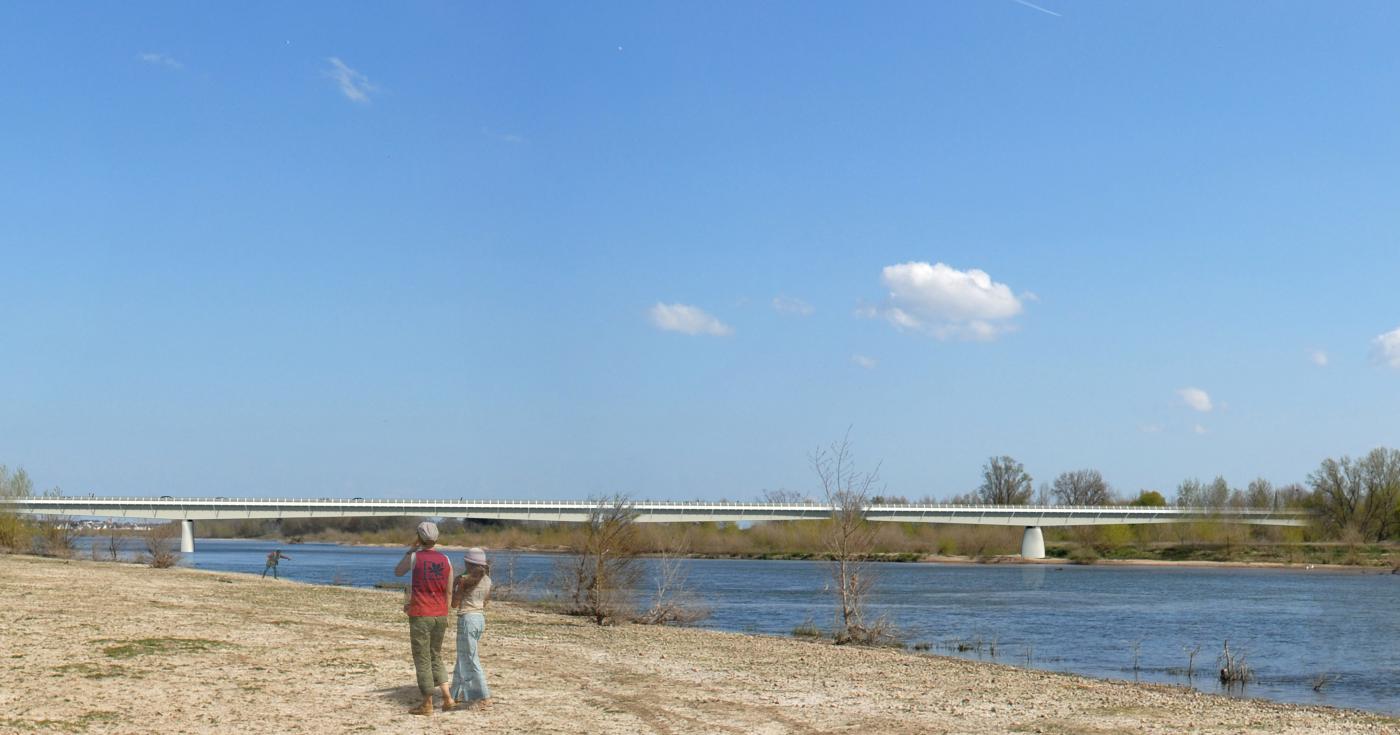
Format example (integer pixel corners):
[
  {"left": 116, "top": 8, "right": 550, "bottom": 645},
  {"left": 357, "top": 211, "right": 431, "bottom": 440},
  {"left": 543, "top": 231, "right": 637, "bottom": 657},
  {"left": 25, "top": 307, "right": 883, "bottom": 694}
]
[
  {"left": 450, "top": 547, "right": 493, "bottom": 710},
  {"left": 262, "top": 550, "right": 291, "bottom": 579},
  {"left": 394, "top": 522, "right": 454, "bottom": 716}
]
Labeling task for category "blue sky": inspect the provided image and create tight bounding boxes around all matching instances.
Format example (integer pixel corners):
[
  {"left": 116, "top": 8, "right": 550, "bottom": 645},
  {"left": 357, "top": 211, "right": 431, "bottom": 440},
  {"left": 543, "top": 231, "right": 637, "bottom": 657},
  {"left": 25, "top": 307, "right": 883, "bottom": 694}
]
[{"left": 3, "top": 2, "right": 1399, "bottom": 501}]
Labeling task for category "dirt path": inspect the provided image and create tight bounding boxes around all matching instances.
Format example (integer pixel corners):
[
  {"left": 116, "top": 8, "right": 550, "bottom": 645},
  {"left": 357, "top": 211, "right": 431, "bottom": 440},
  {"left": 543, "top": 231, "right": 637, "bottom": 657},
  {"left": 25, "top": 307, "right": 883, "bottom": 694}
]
[{"left": 1, "top": 554, "right": 1394, "bottom": 734}]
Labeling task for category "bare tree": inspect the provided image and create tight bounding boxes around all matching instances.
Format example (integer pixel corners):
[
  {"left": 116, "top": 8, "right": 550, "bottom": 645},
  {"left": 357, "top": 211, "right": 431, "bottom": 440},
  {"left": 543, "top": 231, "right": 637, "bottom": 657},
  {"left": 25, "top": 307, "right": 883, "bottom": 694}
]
[
  {"left": 811, "top": 432, "right": 888, "bottom": 644},
  {"left": 977, "top": 456, "right": 1033, "bottom": 505},
  {"left": 760, "top": 488, "right": 811, "bottom": 504},
  {"left": 1308, "top": 448, "right": 1400, "bottom": 541},
  {"left": 106, "top": 530, "right": 129, "bottom": 562},
  {"left": 142, "top": 522, "right": 181, "bottom": 568},
  {"left": 556, "top": 495, "right": 644, "bottom": 625},
  {"left": 639, "top": 531, "right": 707, "bottom": 625},
  {"left": 1051, "top": 469, "right": 1114, "bottom": 506}
]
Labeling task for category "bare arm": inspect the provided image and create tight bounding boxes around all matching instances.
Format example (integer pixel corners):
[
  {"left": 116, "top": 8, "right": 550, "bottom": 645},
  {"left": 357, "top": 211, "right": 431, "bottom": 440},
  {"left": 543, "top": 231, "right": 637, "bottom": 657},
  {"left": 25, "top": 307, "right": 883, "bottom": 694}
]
[{"left": 393, "top": 546, "right": 417, "bottom": 577}]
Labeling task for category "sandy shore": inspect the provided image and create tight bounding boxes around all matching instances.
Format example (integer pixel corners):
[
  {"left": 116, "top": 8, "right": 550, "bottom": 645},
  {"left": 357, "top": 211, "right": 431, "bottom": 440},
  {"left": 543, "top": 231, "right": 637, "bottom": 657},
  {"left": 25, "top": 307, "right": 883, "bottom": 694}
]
[{"left": 2, "top": 555, "right": 1395, "bottom": 735}]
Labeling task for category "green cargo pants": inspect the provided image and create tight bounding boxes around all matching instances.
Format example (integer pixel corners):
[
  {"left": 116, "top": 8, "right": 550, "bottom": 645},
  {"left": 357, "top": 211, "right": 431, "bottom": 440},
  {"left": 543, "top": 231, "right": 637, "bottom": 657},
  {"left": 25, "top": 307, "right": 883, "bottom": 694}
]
[{"left": 408, "top": 615, "right": 449, "bottom": 695}]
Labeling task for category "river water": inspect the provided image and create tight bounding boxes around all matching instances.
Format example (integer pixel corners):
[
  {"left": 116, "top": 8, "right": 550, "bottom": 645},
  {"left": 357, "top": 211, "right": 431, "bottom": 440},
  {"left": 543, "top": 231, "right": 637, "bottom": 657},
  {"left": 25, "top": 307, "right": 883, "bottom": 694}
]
[{"left": 82, "top": 537, "right": 1400, "bottom": 714}]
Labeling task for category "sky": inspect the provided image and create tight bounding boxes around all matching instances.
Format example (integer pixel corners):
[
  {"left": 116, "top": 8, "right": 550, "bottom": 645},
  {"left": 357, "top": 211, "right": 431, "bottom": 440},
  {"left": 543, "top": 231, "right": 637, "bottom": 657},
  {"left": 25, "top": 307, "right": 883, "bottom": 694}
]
[{"left": 2, "top": 2, "right": 1399, "bottom": 502}]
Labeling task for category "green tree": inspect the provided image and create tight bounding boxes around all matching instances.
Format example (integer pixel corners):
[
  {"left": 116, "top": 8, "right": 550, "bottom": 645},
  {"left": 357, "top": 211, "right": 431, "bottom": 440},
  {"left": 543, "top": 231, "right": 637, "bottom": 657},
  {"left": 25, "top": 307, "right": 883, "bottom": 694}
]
[
  {"left": 1130, "top": 490, "right": 1167, "bottom": 507},
  {"left": 0, "top": 465, "right": 34, "bottom": 551}
]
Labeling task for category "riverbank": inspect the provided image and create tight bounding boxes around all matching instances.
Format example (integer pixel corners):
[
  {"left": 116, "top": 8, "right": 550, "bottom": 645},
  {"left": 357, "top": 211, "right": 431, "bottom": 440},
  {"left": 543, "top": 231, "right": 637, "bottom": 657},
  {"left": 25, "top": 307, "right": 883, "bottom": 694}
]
[{"left": 3, "top": 554, "right": 1395, "bottom": 734}]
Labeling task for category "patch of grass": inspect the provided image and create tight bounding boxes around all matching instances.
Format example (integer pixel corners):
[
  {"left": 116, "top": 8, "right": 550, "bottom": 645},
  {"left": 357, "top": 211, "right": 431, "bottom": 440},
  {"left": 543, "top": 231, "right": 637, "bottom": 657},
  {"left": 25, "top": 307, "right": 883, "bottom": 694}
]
[
  {"left": 98, "top": 637, "right": 233, "bottom": 659},
  {"left": 53, "top": 662, "right": 135, "bottom": 679},
  {"left": 790, "top": 618, "right": 823, "bottom": 639},
  {"left": 0, "top": 711, "right": 120, "bottom": 733}
]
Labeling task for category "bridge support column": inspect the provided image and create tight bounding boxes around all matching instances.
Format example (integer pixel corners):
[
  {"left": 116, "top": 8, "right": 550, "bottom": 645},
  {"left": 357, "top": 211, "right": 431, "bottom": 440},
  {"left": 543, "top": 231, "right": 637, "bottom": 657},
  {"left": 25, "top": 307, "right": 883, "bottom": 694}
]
[
  {"left": 180, "top": 520, "right": 194, "bottom": 554},
  {"left": 1020, "top": 526, "right": 1045, "bottom": 560}
]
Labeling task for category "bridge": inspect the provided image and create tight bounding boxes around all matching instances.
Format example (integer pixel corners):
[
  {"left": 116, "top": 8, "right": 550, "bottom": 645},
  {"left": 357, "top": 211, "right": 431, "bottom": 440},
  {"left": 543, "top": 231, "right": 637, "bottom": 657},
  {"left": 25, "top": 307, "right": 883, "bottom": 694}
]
[{"left": 3, "top": 496, "right": 1311, "bottom": 559}]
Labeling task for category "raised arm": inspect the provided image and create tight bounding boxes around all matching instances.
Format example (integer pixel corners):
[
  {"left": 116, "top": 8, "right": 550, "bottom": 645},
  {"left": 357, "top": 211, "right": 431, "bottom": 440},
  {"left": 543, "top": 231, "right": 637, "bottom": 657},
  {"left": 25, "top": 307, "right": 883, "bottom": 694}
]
[{"left": 394, "top": 545, "right": 417, "bottom": 577}]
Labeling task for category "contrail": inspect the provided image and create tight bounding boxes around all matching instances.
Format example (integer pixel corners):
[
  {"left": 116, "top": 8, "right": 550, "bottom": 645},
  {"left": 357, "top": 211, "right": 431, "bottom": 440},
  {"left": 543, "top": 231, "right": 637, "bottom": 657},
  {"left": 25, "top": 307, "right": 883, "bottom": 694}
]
[{"left": 1011, "top": 0, "right": 1062, "bottom": 17}]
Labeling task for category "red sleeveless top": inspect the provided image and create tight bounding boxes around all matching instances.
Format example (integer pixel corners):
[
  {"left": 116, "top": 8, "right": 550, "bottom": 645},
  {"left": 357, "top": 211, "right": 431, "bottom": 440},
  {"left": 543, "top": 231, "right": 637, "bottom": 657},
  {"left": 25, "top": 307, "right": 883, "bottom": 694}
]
[{"left": 406, "top": 549, "right": 452, "bottom": 617}]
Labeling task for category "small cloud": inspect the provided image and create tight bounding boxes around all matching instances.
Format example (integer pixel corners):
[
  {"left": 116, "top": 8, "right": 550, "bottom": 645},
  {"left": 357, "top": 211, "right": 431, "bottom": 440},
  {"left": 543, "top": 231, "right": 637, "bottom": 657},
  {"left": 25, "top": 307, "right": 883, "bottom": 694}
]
[
  {"left": 1193, "top": 424, "right": 1209, "bottom": 435},
  {"left": 138, "top": 52, "right": 183, "bottom": 70},
  {"left": 851, "top": 354, "right": 877, "bottom": 370},
  {"left": 864, "top": 261, "right": 1026, "bottom": 341},
  {"left": 1177, "top": 387, "right": 1213, "bottom": 413},
  {"left": 1309, "top": 349, "right": 1329, "bottom": 367},
  {"left": 771, "top": 296, "right": 814, "bottom": 317},
  {"left": 1138, "top": 423, "right": 1163, "bottom": 434},
  {"left": 1372, "top": 327, "right": 1400, "bottom": 369},
  {"left": 325, "top": 57, "right": 378, "bottom": 104},
  {"left": 649, "top": 303, "right": 733, "bottom": 337}
]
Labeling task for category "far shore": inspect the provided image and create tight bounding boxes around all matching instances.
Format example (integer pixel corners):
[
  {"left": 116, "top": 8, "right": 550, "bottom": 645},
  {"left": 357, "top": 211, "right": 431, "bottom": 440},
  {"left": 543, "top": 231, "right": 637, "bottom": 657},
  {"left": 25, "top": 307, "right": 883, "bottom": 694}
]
[
  {"left": 198, "top": 535, "right": 1400, "bottom": 574},
  {"left": 5, "top": 553, "right": 1396, "bottom": 734}
]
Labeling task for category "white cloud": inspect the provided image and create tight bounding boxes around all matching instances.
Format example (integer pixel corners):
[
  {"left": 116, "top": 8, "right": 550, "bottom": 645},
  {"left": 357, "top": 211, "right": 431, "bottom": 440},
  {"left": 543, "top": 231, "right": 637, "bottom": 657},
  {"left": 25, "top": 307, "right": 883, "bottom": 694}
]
[
  {"left": 1138, "top": 423, "right": 1163, "bottom": 434},
  {"left": 1309, "top": 349, "right": 1329, "bottom": 367},
  {"left": 1372, "top": 327, "right": 1400, "bottom": 369},
  {"left": 1177, "top": 387, "right": 1213, "bottom": 413},
  {"left": 649, "top": 303, "right": 732, "bottom": 336},
  {"left": 325, "top": 57, "right": 378, "bottom": 104},
  {"left": 771, "top": 296, "right": 814, "bottom": 317},
  {"left": 138, "top": 52, "right": 183, "bottom": 70},
  {"left": 866, "top": 261, "right": 1025, "bottom": 341},
  {"left": 851, "top": 354, "right": 877, "bottom": 369},
  {"left": 1194, "top": 424, "right": 1209, "bottom": 435}
]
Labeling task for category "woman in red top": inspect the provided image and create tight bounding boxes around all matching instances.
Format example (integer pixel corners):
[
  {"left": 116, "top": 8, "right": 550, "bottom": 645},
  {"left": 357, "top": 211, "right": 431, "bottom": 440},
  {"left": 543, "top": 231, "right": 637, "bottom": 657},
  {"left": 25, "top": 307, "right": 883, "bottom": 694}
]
[{"left": 394, "top": 521, "right": 454, "bottom": 716}]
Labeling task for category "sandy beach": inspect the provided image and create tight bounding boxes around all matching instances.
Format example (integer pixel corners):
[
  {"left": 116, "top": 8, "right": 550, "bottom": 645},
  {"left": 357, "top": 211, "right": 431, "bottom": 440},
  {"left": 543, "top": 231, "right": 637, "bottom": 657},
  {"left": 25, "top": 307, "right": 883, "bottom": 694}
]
[{"left": 2, "top": 554, "right": 1394, "bottom": 735}]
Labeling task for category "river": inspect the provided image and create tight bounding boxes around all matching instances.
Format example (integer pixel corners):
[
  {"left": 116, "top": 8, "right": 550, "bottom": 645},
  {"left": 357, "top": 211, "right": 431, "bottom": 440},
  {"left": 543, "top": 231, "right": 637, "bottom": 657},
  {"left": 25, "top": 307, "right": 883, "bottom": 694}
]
[{"left": 78, "top": 537, "right": 1399, "bottom": 714}]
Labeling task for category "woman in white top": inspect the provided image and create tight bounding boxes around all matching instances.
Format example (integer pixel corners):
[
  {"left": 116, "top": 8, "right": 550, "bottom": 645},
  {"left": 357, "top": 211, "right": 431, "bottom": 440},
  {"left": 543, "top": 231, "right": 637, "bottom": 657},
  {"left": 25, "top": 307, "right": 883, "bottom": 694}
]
[{"left": 449, "top": 547, "right": 492, "bottom": 710}]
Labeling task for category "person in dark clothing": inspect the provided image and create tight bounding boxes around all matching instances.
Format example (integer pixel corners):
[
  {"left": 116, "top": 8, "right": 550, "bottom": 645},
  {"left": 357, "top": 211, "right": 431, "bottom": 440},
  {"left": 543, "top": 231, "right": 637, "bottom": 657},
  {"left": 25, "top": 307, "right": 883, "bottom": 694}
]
[{"left": 262, "top": 550, "right": 291, "bottom": 579}]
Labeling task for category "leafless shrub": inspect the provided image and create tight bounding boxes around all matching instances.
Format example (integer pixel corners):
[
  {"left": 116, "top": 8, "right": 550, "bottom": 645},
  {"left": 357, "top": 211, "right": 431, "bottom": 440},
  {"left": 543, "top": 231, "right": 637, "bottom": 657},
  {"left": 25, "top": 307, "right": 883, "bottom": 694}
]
[
  {"left": 555, "top": 495, "right": 643, "bottom": 625},
  {"left": 30, "top": 518, "right": 77, "bottom": 558},
  {"left": 489, "top": 551, "right": 529, "bottom": 602},
  {"left": 1184, "top": 643, "right": 1202, "bottom": 679},
  {"left": 1131, "top": 639, "right": 1143, "bottom": 677},
  {"left": 638, "top": 533, "right": 708, "bottom": 625},
  {"left": 106, "top": 531, "right": 129, "bottom": 562},
  {"left": 1218, "top": 640, "right": 1252, "bottom": 684},
  {"left": 142, "top": 523, "right": 181, "bottom": 569},
  {"left": 811, "top": 430, "right": 892, "bottom": 645}
]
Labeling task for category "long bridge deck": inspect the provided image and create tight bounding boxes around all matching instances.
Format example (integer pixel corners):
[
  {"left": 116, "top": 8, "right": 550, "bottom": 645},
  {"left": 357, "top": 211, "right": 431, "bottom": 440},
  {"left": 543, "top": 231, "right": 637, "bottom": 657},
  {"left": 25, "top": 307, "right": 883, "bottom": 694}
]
[
  {"left": 5, "top": 495, "right": 1310, "bottom": 527},
  {"left": 4, "top": 496, "right": 1311, "bottom": 558}
]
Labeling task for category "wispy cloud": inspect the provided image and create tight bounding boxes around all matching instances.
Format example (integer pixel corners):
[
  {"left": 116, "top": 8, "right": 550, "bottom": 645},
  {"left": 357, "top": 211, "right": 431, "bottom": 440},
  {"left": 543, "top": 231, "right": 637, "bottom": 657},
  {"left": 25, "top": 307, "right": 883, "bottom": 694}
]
[
  {"left": 1177, "top": 387, "right": 1213, "bottom": 413},
  {"left": 1193, "top": 424, "right": 1209, "bottom": 435},
  {"left": 863, "top": 261, "right": 1026, "bottom": 341},
  {"left": 648, "top": 303, "right": 733, "bottom": 337},
  {"left": 1372, "top": 327, "right": 1400, "bottom": 369},
  {"left": 1309, "top": 349, "right": 1329, "bottom": 367},
  {"left": 138, "top": 52, "right": 183, "bottom": 70},
  {"left": 1138, "top": 423, "right": 1163, "bottom": 434},
  {"left": 771, "top": 295, "right": 814, "bottom": 317},
  {"left": 1011, "top": 0, "right": 1062, "bottom": 17},
  {"left": 851, "top": 354, "right": 877, "bottom": 370},
  {"left": 325, "top": 57, "right": 378, "bottom": 104}
]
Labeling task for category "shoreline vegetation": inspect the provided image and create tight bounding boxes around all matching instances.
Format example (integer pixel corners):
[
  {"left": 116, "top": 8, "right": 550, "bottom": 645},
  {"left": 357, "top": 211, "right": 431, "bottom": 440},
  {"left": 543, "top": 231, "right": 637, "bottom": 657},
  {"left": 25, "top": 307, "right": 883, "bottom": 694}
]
[
  {"left": 185, "top": 518, "right": 1400, "bottom": 570},
  {"left": 4, "top": 554, "right": 1396, "bottom": 735}
]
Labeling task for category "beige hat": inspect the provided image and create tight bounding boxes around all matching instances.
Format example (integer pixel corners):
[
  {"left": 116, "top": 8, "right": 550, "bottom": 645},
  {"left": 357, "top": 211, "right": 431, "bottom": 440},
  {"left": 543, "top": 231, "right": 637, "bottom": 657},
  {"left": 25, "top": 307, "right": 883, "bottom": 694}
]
[
  {"left": 415, "top": 521, "right": 440, "bottom": 544},
  {"left": 463, "top": 547, "right": 488, "bottom": 567}
]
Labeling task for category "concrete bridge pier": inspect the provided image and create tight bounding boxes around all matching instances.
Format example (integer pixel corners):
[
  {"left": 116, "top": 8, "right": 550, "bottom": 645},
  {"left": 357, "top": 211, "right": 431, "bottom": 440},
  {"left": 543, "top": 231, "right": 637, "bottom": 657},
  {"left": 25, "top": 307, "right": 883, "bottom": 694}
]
[
  {"left": 1020, "top": 526, "right": 1045, "bottom": 559},
  {"left": 180, "top": 520, "right": 195, "bottom": 554}
]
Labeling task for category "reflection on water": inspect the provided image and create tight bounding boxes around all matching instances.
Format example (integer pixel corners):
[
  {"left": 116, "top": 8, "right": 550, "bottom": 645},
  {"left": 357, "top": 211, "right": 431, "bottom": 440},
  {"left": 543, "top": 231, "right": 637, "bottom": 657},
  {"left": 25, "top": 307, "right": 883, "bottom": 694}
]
[{"left": 75, "top": 536, "right": 1400, "bottom": 714}]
